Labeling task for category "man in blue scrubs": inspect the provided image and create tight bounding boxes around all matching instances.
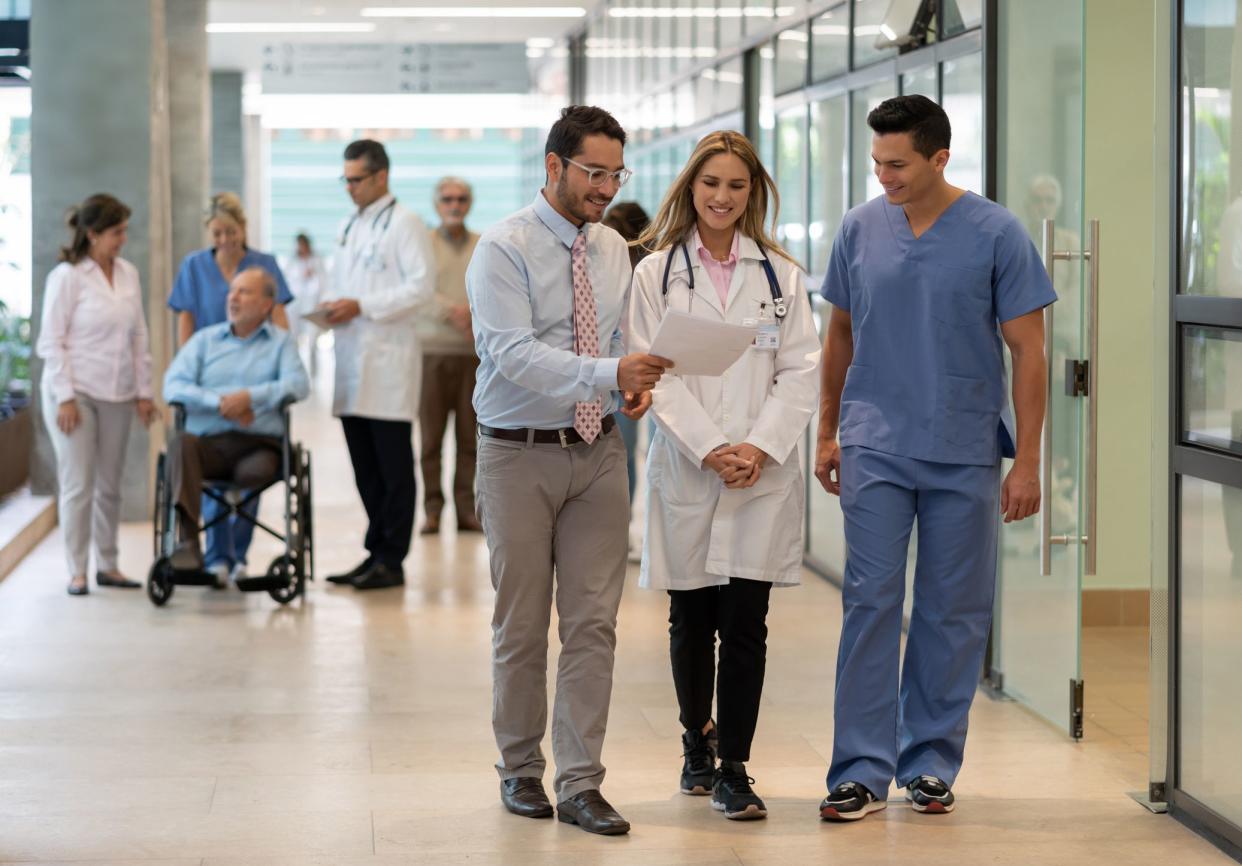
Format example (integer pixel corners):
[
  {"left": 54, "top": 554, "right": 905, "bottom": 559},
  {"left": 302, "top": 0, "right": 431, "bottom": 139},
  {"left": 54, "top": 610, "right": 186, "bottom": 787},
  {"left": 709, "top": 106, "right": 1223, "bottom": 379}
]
[{"left": 814, "top": 96, "right": 1055, "bottom": 820}]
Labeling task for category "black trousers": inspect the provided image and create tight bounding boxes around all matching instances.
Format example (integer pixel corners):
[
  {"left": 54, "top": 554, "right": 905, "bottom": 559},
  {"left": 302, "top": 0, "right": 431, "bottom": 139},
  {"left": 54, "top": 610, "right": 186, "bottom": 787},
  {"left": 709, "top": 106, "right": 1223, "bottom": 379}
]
[
  {"left": 668, "top": 578, "right": 772, "bottom": 763},
  {"left": 340, "top": 415, "right": 415, "bottom": 568}
]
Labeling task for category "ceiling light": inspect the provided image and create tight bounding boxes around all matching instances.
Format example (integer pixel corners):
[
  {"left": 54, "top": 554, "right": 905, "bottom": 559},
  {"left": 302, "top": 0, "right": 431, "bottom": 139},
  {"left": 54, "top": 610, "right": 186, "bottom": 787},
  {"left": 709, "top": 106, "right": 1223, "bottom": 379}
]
[
  {"left": 361, "top": 6, "right": 586, "bottom": 17},
  {"left": 206, "top": 22, "right": 378, "bottom": 33}
]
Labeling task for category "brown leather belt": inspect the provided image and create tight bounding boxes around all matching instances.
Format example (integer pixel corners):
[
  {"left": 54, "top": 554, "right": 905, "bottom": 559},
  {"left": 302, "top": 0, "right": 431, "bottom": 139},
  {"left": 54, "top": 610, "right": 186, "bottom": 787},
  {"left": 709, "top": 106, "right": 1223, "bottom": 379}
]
[{"left": 478, "top": 415, "right": 615, "bottom": 447}]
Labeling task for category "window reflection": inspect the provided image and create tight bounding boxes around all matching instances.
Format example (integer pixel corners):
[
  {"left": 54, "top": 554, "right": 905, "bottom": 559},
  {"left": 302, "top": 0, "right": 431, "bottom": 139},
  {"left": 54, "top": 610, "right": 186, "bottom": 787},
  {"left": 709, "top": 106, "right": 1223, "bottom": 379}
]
[
  {"left": 811, "top": 3, "right": 848, "bottom": 81},
  {"left": 942, "top": 54, "right": 983, "bottom": 192},
  {"left": 853, "top": 0, "right": 899, "bottom": 67},
  {"left": 775, "top": 24, "right": 809, "bottom": 93},
  {"left": 851, "top": 82, "right": 893, "bottom": 205},
  {"left": 809, "top": 95, "right": 848, "bottom": 275},
  {"left": 775, "top": 106, "right": 808, "bottom": 263},
  {"left": 1183, "top": 326, "right": 1242, "bottom": 456}
]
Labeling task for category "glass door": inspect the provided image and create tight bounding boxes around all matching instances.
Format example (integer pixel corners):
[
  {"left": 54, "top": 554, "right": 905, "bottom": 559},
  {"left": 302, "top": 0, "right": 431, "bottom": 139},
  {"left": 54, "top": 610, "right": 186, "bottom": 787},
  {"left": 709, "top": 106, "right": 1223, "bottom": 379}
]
[{"left": 992, "top": 0, "right": 1091, "bottom": 736}]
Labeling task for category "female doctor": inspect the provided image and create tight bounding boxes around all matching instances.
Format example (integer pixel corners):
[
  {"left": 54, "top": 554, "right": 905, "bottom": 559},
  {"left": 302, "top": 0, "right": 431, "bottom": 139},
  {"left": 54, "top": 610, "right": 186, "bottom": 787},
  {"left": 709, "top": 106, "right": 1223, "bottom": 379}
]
[{"left": 628, "top": 130, "right": 820, "bottom": 821}]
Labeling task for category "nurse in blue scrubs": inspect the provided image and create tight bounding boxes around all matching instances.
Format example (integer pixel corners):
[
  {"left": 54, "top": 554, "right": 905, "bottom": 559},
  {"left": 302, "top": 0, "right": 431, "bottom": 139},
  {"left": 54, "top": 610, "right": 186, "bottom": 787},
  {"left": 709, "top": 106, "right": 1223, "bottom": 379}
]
[
  {"left": 814, "top": 96, "right": 1055, "bottom": 821},
  {"left": 167, "top": 192, "right": 294, "bottom": 587}
]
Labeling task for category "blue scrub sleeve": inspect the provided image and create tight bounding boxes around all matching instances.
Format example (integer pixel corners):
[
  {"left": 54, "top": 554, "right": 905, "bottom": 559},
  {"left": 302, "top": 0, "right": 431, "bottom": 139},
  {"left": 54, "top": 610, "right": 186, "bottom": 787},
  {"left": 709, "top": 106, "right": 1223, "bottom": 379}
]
[
  {"left": 168, "top": 256, "right": 197, "bottom": 312},
  {"left": 266, "top": 255, "right": 295, "bottom": 306},
  {"left": 820, "top": 225, "right": 852, "bottom": 310},
  {"left": 994, "top": 222, "right": 1057, "bottom": 323}
]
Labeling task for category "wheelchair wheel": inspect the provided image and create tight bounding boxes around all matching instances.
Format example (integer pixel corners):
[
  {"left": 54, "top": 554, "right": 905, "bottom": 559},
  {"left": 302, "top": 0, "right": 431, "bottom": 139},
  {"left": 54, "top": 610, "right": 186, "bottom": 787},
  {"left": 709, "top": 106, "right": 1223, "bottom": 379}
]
[
  {"left": 147, "top": 557, "right": 175, "bottom": 607},
  {"left": 152, "top": 453, "right": 166, "bottom": 559},
  {"left": 266, "top": 554, "right": 302, "bottom": 605},
  {"left": 297, "top": 447, "right": 314, "bottom": 583}
]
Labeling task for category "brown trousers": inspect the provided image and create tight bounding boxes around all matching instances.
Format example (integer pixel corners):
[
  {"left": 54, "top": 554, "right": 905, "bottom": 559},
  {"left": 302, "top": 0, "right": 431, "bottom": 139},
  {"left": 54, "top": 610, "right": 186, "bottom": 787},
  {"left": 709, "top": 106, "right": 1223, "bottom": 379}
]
[
  {"left": 167, "top": 432, "right": 281, "bottom": 536},
  {"left": 418, "top": 353, "right": 480, "bottom": 519}
]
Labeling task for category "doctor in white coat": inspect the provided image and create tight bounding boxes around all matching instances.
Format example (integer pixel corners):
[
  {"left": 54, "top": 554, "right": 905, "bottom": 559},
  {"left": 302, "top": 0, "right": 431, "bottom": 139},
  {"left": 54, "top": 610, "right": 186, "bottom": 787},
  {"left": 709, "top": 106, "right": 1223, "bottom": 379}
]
[
  {"left": 320, "top": 138, "right": 434, "bottom": 591},
  {"left": 628, "top": 130, "right": 820, "bottom": 821}
]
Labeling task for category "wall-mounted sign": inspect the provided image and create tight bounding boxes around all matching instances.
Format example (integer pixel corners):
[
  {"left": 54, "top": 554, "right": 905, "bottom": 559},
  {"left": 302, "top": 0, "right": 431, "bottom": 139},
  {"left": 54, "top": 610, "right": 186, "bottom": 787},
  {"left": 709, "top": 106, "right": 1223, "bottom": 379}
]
[{"left": 261, "top": 43, "right": 531, "bottom": 95}]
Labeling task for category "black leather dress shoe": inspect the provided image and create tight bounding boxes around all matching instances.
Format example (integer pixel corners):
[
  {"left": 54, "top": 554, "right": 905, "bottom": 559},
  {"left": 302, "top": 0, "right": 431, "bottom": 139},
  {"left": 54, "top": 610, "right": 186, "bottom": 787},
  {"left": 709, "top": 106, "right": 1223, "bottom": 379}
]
[
  {"left": 556, "top": 790, "right": 630, "bottom": 835},
  {"left": 96, "top": 571, "right": 141, "bottom": 589},
  {"left": 351, "top": 562, "right": 405, "bottom": 591},
  {"left": 326, "top": 558, "right": 372, "bottom": 584},
  {"left": 500, "top": 777, "right": 553, "bottom": 818}
]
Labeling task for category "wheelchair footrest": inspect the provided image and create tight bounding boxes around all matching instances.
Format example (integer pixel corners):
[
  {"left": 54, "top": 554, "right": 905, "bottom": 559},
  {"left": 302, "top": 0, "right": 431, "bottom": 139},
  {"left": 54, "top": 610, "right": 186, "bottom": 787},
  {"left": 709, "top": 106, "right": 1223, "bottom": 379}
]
[
  {"left": 170, "top": 570, "right": 219, "bottom": 587},
  {"left": 235, "top": 575, "right": 294, "bottom": 593}
]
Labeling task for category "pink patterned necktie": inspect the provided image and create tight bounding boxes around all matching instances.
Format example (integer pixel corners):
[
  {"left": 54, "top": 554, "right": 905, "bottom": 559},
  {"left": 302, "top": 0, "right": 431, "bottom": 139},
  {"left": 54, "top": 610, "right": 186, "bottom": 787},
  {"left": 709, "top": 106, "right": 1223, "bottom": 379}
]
[{"left": 571, "top": 231, "right": 603, "bottom": 444}]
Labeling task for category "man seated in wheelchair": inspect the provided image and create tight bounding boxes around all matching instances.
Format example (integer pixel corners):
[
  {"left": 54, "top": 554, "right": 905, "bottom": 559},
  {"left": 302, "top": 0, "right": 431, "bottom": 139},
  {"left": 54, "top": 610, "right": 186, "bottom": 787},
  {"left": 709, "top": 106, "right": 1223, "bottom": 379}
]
[{"left": 163, "top": 266, "right": 310, "bottom": 582}]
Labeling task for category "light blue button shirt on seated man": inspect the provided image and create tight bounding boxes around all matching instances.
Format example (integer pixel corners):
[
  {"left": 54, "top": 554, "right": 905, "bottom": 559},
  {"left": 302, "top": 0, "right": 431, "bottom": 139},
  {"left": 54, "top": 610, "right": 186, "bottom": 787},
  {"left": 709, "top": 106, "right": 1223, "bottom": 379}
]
[
  {"left": 163, "top": 320, "right": 309, "bottom": 437},
  {"left": 469, "top": 191, "right": 626, "bottom": 429}
]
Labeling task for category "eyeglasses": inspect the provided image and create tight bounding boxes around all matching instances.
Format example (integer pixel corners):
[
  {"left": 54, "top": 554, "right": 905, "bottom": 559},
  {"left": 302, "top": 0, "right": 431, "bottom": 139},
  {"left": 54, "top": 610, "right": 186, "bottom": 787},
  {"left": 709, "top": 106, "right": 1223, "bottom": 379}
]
[
  {"left": 439, "top": 195, "right": 470, "bottom": 204},
  {"left": 341, "top": 171, "right": 376, "bottom": 187},
  {"left": 560, "top": 156, "right": 633, "bottom": 189}
]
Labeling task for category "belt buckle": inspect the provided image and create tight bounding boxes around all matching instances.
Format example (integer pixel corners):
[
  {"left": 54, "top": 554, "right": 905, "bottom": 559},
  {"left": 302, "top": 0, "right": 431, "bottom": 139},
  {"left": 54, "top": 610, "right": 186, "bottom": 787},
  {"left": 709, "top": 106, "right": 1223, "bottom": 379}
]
[{"left": 558, "top": 428, "right": 570, "bottom": 448}]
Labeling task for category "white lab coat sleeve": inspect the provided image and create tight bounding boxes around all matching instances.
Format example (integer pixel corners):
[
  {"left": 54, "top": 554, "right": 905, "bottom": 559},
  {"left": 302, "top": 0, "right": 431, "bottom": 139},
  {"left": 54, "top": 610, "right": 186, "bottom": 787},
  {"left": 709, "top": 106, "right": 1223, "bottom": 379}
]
[
  {"left": 627, "top": 255, "right": 729, "bottom": 465},
  {"left": 743, "top": 266, "right": 821, "bottom": 465},
  {"left": 36, "top": 265, "right": 80, "bottom": 404},
  {"left": 357, "top": 213, "right": 435, "bottom": 323}
]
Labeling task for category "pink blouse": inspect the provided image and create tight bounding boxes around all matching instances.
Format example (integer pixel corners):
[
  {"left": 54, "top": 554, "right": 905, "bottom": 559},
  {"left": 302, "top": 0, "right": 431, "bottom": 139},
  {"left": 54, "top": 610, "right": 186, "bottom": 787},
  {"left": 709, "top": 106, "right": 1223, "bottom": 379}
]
[{"left": 694, "top": 228, "right": 740, "bottom": 307}]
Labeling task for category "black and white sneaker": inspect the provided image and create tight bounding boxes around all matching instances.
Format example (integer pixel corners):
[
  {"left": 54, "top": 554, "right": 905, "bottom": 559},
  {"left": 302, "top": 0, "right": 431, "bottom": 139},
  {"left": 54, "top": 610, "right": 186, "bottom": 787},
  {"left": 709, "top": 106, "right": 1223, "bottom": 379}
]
[
  {"left": 819, "top": 781, "right": 886, "bottom": 822},
  {"left": 680, "top": 727, "right": 717, "bottom": 795},
  {"left": 905, "top": 775, "right": 955, "bottom": 813},
  {"left": 711, "top": 760, "right": 767, "bottom": 820}
]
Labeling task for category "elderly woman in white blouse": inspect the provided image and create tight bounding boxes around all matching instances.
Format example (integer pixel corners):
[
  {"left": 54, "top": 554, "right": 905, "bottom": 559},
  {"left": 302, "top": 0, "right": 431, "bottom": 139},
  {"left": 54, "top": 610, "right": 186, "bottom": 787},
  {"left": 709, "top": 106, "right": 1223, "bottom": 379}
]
[{"left": 37, "top": 193, "right": 158, "bottom": 596}]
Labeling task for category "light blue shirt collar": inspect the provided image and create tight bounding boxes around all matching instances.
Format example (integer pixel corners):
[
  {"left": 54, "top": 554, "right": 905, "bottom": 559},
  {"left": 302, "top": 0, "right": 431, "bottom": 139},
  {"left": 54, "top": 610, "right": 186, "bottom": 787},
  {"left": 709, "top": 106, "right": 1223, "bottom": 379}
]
[
  {"left": 216, "top": 320, "right": 275, "bottom": 342},
  {"left": 532, "top": 190, "right": 583, "bottom": 250}
]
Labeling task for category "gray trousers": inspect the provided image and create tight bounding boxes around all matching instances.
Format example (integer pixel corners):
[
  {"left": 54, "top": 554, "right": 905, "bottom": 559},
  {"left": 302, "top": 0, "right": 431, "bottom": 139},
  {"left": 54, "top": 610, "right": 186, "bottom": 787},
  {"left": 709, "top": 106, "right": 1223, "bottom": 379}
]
[
  {"left": 477, "top": 425, "right": 629, "bottom": 801},
  {"left": 41, "top": 390, "right": 133, "bottom": 577}
]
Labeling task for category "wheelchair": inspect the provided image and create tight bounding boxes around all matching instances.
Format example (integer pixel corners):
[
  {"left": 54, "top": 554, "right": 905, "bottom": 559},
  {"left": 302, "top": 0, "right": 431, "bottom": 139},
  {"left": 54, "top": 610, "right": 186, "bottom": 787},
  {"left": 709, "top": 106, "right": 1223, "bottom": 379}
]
[{"left": 148, "top": 398, "right": 314, "bottom": 607}]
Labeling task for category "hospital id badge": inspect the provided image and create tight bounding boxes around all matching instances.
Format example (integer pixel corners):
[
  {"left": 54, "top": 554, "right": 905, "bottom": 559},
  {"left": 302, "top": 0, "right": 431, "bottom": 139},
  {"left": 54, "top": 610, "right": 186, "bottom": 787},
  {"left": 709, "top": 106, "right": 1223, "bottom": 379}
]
[{"left": 744, "top": 318, "right": 780, "bottom": 351}]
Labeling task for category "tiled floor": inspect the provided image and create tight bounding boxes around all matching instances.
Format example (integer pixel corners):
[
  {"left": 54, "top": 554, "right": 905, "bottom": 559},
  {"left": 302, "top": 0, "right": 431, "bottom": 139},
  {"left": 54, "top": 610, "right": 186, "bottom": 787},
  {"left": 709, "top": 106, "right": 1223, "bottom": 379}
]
[{"left": 0, "top": 388, "right": 1231, "bottom": 865}]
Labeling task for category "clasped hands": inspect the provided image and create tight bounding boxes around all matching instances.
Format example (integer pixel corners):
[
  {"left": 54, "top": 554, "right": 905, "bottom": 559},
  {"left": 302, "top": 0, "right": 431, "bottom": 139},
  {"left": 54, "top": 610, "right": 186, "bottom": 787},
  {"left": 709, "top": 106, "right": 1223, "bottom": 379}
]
[
  {"left": 219, "top": 389, "right": 254, "bottom": 427},
  {"left": 703, "top": 442, "right": 769, "bottom": 489}
]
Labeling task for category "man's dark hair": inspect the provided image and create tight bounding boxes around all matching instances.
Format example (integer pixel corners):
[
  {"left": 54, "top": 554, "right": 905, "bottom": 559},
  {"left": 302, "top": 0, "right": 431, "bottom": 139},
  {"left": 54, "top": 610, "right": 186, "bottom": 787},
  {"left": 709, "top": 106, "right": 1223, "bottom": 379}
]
[
  {"left": 544, "top": 105, "right": 627, "bottom": 161},
  {"left": 866, "top": 95, "right": 951, "bottom": 158},
  {"left": 343, "top": 138, "right": 390, "bottom": 174}
]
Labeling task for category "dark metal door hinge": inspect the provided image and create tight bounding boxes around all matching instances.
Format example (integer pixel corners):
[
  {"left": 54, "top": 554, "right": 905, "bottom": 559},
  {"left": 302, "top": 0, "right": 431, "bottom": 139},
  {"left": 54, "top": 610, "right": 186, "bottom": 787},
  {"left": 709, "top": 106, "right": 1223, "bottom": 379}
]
[
  {"left": 1070, "top": 678, "right": 1085, "bottom": 740},
  {"left": 1066, "top": 359, "right": 1090, "bottom": 397}
]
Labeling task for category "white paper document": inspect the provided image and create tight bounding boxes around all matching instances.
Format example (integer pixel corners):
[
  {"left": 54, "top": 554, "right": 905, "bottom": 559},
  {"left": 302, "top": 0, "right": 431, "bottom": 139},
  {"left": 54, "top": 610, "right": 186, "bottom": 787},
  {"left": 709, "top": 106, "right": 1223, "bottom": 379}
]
[
  {"left": 302, "top": 307, "right": 337, "bottom": 329},
  {"left": 648, "top": 311, "right": 758, "bottom": 378}
]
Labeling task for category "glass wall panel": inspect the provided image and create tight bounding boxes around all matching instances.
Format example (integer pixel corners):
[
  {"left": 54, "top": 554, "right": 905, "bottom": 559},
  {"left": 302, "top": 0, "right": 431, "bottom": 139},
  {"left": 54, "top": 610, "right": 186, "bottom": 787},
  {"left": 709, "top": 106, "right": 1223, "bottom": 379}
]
[
  {"left": 758, "top": 43, "right": 777, "bottom": 169},
  {"left": 1183, "top": 326, "right": 1242, "bottom": 455},
  {"left": 775, "top": 105, "right": 808, "bottom": 263},
  {"left": 806, "top": 298, "right": 847, "bottom": 572},
  {"left": 853, "top": 0, "right": 899, "bottom": 68},
  {"left": 1179, "top": 475, "right": 1242, "bottom": 826},
  {"left": 743, "top": 0, "right": 774, "bottom": 35},
  {"left": 851, "top": 80, "right": 894, "bottom": 205},
  {"left": 695, "top": 0, "right": 719, "bottom": 57},
  {"left": 809, "top": 94, "right": 848, "bottom": 275},
  {"left": 676, "top": 80, "right": 696, "bottom": 129},
  {"left": 695, "top": 72, "right": 717, "bottom": 123},
  {"left": 941, "top": 53, "right": 984, "bottom": 192},
  {"left": 718, "top": 0, "right": 744, "bottom": 51},
  {"left": 775, "top": 24, "right": 809, "bottom": 94},
  {"left": 810, "top": 4, "right": 849, "bottom": 82},
  {"left": 902, "top": 64, "right": 937, "bottom": 99},
  {"left": 943, "top": 0, "right": 985, "bottom": 37},
  {"left": 717, "top": 57, "right": 745, "bottom": 115}
]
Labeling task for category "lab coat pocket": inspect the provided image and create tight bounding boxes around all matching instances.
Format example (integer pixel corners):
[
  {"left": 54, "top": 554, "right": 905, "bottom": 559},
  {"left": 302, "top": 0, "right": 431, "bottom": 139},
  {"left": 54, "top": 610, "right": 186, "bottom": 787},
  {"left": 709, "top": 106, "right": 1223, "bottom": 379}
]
[
  {"left": 648, "top": 437, "right": 718, "bottom": 507},
  {"left": 933, "top": 374, "right": 994, "bottom": 448}
]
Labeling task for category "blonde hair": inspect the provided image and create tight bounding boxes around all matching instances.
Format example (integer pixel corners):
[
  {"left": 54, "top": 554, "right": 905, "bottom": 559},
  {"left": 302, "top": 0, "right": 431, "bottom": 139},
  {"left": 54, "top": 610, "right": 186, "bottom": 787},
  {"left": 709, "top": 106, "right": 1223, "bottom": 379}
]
[
  {"left": 205, "top": 192, "right": 247, "bottom": 240},
  {"left": 635, "top": 130, "right": 799, "bottom": 268}
]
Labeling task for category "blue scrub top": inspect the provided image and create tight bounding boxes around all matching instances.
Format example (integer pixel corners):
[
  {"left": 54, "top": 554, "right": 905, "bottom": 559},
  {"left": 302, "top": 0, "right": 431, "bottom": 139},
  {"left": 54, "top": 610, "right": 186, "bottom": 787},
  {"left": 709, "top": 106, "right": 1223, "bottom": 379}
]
[
  {"left": 821, "top": 191, "right": 1056, "bottom": 466},
  {"left": 168, "top": 247, "right": 294, "bottom": 330}
]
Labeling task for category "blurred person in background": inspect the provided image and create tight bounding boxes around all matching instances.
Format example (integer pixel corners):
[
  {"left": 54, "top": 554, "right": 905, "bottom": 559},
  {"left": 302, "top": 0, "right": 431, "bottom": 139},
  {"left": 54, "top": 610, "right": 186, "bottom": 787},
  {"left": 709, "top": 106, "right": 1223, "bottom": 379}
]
[{"left": 281, "top": 232, "right": 329, "bottom": 375}]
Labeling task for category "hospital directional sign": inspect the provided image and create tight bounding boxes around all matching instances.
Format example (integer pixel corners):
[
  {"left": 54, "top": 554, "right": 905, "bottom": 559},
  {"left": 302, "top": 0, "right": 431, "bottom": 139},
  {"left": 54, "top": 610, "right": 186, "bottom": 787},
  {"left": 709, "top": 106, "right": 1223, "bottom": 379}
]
[{"left": 261, "top": 43, "right": 531, "bottom": 95}]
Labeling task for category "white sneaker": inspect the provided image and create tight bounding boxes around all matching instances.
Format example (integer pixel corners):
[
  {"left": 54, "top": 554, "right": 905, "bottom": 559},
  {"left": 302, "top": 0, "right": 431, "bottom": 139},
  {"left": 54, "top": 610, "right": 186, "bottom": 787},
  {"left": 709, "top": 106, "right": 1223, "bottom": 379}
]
[
  {"left": 208, "top": 562, "right": 230, "bottom": 589},
  {"left": 229, "top": 562, "right": 247, "bottom": 584}
]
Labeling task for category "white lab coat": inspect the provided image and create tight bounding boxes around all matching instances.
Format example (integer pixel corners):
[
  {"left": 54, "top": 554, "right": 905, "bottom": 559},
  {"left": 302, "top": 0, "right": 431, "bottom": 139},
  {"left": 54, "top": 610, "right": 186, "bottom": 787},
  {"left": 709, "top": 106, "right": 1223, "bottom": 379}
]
[
  {"left": 628, "top": 235, "right": 821, "bottom": 590},
  {"left": 327, "top": 194, "right": 434, "bottom": 421}
]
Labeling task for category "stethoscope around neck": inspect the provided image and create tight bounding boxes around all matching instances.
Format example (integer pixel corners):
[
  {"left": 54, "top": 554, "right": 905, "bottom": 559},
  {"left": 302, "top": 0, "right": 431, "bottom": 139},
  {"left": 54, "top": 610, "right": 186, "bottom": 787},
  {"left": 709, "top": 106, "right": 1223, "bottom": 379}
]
[
  {"left": 660, "top": 239, "right": 787, "bottom": 320},
  {"left": 339, "top": 197, "right": 397, "bottom": 248}
]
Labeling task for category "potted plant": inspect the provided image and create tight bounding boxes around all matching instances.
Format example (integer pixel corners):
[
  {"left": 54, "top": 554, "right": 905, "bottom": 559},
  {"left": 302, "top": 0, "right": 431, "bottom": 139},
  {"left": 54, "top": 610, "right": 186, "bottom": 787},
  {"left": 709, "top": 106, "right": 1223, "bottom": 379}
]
[{"left": 0, "top": 298, "right": 32, "bottom": 499}]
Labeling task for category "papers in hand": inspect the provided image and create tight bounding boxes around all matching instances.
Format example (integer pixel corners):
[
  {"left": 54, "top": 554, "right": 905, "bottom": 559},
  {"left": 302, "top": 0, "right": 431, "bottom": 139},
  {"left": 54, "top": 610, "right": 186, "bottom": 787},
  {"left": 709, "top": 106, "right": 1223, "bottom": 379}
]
[
  {"left": 648, "top": 310, "right": 758, "bottom": 378},
  {"left": 302, "top": 306, "right": 337, "bottom": 329}
]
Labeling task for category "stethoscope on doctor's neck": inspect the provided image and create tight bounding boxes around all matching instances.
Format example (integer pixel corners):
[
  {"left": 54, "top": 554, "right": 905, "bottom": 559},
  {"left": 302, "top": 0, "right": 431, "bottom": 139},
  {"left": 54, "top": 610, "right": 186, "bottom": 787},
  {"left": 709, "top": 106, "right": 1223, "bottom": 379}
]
[
  {"left": 339, "top": 197, "right": 398, "bottom": 248},
  {"left": 660, "top": 237, "right": 787, "bottom": 320}
]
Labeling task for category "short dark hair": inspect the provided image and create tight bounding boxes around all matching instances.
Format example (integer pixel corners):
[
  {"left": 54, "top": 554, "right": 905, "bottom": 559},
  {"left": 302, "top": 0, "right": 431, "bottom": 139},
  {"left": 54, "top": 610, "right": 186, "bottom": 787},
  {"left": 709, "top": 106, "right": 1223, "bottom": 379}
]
[
  {"left": 343, "top": 138, "right": 390, "bottom": 174},
  {"left": 866, "top": 95, "right": 951, "bottom": 158},
  {"left": 544, "top": 105, "right": 627, "bottom": 161}
]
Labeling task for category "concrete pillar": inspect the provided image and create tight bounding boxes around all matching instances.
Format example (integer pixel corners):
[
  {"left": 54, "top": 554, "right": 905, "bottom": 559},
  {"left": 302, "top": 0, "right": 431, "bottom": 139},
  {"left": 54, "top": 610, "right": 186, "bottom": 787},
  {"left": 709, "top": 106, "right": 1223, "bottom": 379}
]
[
  {"left": 167, "top": 0, "right": 210, "bottom": 273},
  {"left": 29, "top": 0, "right": 187, "bottom": 521},
  {"left": 211, "top": 71, "right": 245, "bottom": 198}
]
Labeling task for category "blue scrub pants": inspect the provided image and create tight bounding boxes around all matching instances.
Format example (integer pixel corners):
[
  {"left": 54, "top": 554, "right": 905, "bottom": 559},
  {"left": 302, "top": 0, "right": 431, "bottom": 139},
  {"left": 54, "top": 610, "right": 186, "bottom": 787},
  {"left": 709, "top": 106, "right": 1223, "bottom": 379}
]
[
  {"left": 828, "top": 445, "right": 1000, "bottom": 799},
  {"left": 203, "top": 491, "right": 260, "bottom": 569}
]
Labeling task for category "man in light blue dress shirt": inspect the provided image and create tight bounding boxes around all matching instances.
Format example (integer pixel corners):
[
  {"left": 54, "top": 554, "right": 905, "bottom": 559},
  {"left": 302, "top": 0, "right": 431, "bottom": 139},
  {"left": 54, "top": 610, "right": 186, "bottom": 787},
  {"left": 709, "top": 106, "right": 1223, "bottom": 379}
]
[
  {"left": 163, "top": 267, "right": 309, "bottom": 577},
  {"left": 468, "top": 106, "right": 671, "bottom": 836}
]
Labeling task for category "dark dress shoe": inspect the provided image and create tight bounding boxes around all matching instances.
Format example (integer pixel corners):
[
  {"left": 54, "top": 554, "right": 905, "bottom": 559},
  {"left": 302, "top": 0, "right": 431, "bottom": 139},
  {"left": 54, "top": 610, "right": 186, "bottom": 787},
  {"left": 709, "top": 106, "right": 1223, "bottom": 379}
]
[
  {"left": 95, "top": 571, "right": 141, "bottom": 589},
  {"left": 500, "top": 777, "right": 553, "bottom": 818},
  {"left": 66, "top": 580, "right": 89, "bottom": 596},
  {"left": 556, "top": 790, "right": 630, "bottom": 835},
  {"left": 456, "top": 514, "right": 484, "bottom": 533},
  {"left": 326, "top": 558, "right": 373, "bottom": 584},
  {"left": 351, "top": 562, "right": 405, "bottom": 591}
]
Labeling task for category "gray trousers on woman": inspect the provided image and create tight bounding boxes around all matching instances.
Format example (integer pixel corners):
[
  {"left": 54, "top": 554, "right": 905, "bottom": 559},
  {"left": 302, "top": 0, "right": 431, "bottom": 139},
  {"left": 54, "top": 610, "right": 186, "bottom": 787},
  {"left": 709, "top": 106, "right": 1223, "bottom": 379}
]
[
  {"left": 42, "top": 390, "right": 132, "bottom": 577},
  {"left": 477, "top": 424, "right": 630, "bottom": 802}
]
